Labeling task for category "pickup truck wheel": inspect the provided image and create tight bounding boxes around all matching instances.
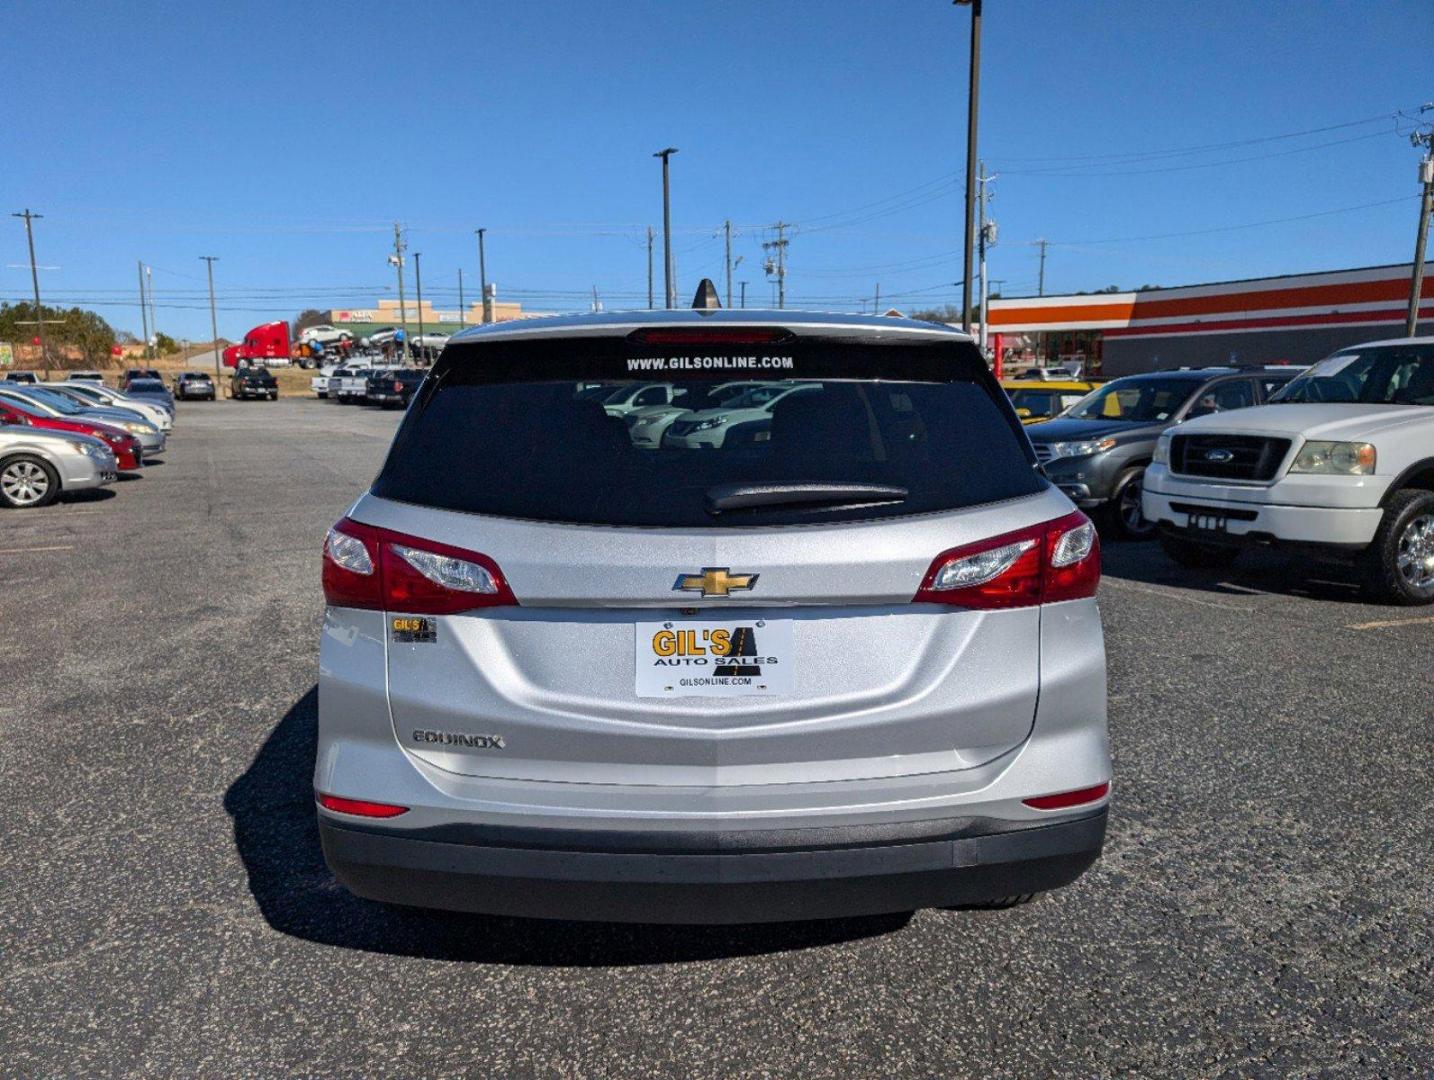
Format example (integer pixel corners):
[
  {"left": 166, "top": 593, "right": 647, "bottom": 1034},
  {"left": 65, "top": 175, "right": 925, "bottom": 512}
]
[
  {"left": 1111, "top": 470, "right": 1157, "bottom": 540},
  {"left": 1159, "top": 534, "right": 1240, "bottom": 569},
  {"left": 1364, "top": 490, "right": 1434, "bottom": 605},
  {"left": 0, "top": 455, "right": 60, "bottom": 509}
]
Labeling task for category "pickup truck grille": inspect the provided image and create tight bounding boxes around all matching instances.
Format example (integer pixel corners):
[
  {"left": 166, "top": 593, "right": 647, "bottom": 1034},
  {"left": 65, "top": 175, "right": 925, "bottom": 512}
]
[{"left": 1170, "top": 434, "right": 1291, "bottom": 481}]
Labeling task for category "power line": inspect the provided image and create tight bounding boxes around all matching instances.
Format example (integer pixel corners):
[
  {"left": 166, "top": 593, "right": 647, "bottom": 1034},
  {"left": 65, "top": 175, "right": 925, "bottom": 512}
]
[{"left": 990, "top": 109, "right": 1405, "bottom": 165}]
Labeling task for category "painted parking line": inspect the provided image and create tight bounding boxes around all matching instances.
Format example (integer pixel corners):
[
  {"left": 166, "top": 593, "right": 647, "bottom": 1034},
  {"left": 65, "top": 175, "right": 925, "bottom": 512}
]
[
  {"left": 0, "top": 545, "right": 75, "bottom": 555},
  {"left": 1345, "top": 615, "right": 1434, "bottom": 630},
  {"left": 1101, "top": 577, "right": 1255, "bottom": 612}
]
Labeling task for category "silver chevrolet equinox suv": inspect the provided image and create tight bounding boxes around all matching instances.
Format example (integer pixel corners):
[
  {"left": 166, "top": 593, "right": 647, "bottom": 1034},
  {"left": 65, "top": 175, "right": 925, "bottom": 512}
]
[{"left": 316, "top": 300, "right": 1111, "bottom": 924}]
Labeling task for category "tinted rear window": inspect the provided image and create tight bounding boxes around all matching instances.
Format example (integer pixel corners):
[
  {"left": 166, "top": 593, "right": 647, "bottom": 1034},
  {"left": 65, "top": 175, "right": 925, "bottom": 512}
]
[{"left": 373, "top": 332, "right": 1043, "bottom": 527}]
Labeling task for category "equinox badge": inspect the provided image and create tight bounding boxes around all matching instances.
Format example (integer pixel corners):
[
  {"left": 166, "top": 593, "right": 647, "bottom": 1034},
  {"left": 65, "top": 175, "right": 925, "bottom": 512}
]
[{"left": 673, "top": 568, "right": 759, "bottom": 598}]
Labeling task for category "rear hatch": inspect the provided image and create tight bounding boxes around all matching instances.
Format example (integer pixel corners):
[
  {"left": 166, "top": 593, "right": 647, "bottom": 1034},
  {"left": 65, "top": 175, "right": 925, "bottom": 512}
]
[{"left": 354, "top": 323, "right": 1064, "bottom": 787}]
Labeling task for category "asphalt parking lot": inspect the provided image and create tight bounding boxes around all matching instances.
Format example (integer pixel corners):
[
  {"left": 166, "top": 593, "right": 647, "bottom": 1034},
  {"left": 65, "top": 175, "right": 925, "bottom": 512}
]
[{"left": 2, "top": 399, "right": 1430, "bottom": 1078}]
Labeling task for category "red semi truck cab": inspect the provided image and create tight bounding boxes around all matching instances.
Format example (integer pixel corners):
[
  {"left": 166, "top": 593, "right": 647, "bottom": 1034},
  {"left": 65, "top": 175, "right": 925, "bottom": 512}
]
[{"left": 223, "top": 321, "right": 292, "bottom": 368}]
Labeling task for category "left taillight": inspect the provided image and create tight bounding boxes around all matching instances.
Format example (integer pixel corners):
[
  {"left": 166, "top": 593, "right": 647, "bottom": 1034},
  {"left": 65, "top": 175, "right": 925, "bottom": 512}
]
[
  {"left": 914, "top": 510, "right": 1100, "bottom": 609},
  {"left": 322, "top": 516, "right": 517, "bottom": 614}
]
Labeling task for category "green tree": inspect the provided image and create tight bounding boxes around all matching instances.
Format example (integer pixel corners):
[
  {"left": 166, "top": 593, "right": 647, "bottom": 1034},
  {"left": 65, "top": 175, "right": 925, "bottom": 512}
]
[
  {"left": 0, "top": 301, "right": 117, "bottom": 366},
  {"left": 154, "top": 332, "right": 179, "bottom": 355}
]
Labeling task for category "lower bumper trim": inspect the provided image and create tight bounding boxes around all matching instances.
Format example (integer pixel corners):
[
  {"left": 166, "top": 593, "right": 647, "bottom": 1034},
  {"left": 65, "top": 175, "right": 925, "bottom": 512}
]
[{"left": 319, "top": 808, "right": 1107, "bottom": 924}]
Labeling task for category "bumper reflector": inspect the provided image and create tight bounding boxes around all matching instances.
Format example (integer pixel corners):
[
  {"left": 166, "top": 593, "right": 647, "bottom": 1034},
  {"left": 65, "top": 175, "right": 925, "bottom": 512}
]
[
  {"left": 1022, "top": 782, "right": 1110, "bottom": 811},
  {"left": 318, "top": 793, "right": 410, "bottom": 818}
]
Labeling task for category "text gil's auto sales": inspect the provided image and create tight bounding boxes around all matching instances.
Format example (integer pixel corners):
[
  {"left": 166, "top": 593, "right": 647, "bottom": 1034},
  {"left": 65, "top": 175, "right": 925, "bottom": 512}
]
[{"left": 986, "top": 262, "right": 1434, "bottom": 376}]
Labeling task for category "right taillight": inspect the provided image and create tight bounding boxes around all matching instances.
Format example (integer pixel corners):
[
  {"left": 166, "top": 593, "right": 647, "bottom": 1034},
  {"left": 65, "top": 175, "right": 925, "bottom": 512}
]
[
  {"left": 322, "top": 516, "right": 517, "bottom": 614},
  {"left": 914, "top": 510, "right": 1100, "bottom": 609}
]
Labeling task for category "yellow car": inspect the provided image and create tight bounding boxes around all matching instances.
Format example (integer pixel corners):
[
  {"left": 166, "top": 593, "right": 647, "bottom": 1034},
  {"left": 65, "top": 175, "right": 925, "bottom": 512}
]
[{"left": 1002, "top": 379, "right": 1100, "bottom": 424}]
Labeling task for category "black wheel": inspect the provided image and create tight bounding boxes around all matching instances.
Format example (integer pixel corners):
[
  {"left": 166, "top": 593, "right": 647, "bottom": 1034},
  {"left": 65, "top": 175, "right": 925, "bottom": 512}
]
[
  {"left": 1110, "top": 469, "right": 1157, "bottom": 540},
  {"left": 0, "top": 454, "right": 60, "bottom": 509},
  {"left": 1159, "top": 533, "right": 1240, "bottom": 569},
  {"left": 1362, "top": 489, "right": 1434, "bottom": 605}
]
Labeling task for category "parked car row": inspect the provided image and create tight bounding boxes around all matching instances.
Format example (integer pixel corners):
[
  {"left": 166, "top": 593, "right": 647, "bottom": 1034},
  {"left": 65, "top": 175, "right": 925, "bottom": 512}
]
[
  {"left": 314, "top": 365, "right": 429, "bottom": 408},
  {"left": 1004, "top": 339, "right": 1434, "bottom": 605},
  {"left": 0, "top": 377, "right": 179, "bottom": 509}
]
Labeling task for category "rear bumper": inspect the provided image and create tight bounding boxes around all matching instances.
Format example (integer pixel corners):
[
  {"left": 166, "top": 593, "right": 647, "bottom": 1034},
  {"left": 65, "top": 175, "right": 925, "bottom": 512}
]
[{"left": 319, "top": 807, "right": 1106, "bottom": 924}]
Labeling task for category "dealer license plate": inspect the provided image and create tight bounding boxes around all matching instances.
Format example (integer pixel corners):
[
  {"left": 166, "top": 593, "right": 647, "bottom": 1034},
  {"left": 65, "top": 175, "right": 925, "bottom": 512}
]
[{"left": 635, "top": 619, "right": 794, "bottom": 698}]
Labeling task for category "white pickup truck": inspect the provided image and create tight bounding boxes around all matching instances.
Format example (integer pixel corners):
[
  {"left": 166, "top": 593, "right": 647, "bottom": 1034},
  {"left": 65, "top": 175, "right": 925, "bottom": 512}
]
[
  {"left": 327, "top": 366, "right": 375, "bottom": 405},
  {"left": 309, "top": 365, "right": 336, "bottom": 398},
  {"left": 1144, "top": 336, "right": 1434, "bottom": 605}
]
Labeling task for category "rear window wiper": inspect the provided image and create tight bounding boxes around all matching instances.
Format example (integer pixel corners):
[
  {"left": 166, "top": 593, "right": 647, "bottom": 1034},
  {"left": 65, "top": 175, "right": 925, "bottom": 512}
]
[{"left": 705, "top": 482, "right": 909, "bottom": 514}]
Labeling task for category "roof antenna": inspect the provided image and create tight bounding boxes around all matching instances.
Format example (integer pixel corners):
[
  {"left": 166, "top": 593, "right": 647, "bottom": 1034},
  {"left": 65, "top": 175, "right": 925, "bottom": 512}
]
[{"left": 691, "top": 278, "right": 721, "bottom": 310}]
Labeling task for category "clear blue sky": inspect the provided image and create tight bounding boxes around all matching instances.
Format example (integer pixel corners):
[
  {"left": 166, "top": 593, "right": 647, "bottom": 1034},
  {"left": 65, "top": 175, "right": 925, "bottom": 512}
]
[{"left": 4, "top": 0, "right": 1431, "bottom": 341}]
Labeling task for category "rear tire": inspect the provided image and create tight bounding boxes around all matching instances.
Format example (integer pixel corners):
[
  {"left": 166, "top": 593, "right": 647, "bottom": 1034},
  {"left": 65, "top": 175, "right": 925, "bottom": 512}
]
[
  {"left": 1159, "top": 533, "right": 1240, "bottom": 569},
  {"left": 1362, "top": 489, "right": 1434, "bottom": 605},
  {"left": 0, "top": 454, "right": 60, "bottom": 509}
]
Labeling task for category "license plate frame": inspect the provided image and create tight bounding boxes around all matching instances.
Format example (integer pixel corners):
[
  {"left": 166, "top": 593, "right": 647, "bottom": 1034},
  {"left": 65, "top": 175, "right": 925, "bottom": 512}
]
[{"left": 634, "top": 618, "right": 794, "bottom": 698}]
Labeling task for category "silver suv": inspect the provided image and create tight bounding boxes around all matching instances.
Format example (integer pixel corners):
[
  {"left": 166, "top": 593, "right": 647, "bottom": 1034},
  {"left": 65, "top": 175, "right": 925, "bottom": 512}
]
[{"left": 316, "top": 305, "right": 1111, "bottom": 923}]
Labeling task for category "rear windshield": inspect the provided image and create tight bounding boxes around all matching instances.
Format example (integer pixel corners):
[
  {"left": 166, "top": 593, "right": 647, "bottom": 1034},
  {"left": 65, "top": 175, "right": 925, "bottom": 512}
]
[
  {"left": 373, "top": 332, "right": 1043, "bottom": 528},
  {"left": 127, "top": 379, "right": 166, "bottom": 391}
]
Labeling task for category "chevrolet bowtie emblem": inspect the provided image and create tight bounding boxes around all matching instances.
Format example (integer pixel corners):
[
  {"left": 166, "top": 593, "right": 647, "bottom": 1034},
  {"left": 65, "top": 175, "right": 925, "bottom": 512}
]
[{"left": 672, "top": 568, "right": 759, "bottom": 598}]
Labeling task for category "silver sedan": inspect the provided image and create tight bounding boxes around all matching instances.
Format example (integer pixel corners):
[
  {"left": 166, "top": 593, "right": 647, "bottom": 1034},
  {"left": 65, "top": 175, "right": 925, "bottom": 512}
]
[{"left": 0, "top": 423, "right": 116, "bottom": 508}]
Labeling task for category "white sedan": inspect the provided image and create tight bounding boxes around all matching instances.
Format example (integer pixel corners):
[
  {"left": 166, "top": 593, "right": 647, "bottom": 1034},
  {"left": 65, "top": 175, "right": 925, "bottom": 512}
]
[
  {"left": 300, "top": 324, "right": 354, "bottom": 347},
  {"left": 660, "top": 382, "right": 821, "bottom": 450}
]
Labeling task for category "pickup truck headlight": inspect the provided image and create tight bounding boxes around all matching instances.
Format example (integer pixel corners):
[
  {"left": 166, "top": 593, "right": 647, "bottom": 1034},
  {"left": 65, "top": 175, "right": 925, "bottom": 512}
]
[
  {"left": 1289, "top": 441, "right": 1376, "bottom": 475},
  {"left": 1152, "top": 434, "right": 1171, "bottom": 465},
  {"left": 1042, "top": 437, "right": 1117, "bottom": 462}
]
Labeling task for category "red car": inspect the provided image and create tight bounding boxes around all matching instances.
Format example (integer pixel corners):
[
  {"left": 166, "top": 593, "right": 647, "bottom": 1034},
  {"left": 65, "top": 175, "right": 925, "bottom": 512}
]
[{"left": 0, "top": 398, "right": 144, "bottom": 471}]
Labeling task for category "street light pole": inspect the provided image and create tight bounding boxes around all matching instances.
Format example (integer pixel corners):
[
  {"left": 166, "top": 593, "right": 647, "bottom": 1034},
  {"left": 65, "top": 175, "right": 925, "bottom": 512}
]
[
  {"left": 200, "top": 256, "right": 220, "bottom": 384},
  {"left": 476, "top": 228, "right": 491, "bottom": 324},
  {"left": 955, "top": 0, "right": 982, "bottom": 333},
  {"left": 414, "top": 252, "right": 425, "bottom": 360},
  {"left": 654, "top": 148, "right": 678, "bottom": 308}
]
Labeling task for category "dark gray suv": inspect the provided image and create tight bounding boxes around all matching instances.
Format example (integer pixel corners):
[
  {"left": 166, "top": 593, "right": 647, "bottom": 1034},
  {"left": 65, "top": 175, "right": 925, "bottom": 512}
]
[{"left": 1028, "top": 366, "right": 1299, "bottom": 538}]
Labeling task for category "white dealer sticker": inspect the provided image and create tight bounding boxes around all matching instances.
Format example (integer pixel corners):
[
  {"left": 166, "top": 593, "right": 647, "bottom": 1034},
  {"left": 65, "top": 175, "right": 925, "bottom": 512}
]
[{"left": 635, "top": 619, "right": 794, "bottom": 697}]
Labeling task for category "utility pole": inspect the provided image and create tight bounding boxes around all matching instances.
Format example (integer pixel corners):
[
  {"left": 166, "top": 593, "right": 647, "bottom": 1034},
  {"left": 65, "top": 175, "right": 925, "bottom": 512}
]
[
  {"left": 762, "top": 223, "right": 790, "bottom": 309},
  {"left": 654, "top": 148, "right": 677, "bottom": 307},
  {"left": 874, "top": 283, "right": 881, "bottom": 314},
  {"left": 391, "top": 223, "right": 408, "bottom": 356},
  {"left": 724, "top": 220, "right": 733, "bottom": 308},
  {"left": 591, "top": 285, "right": 602, "bottom": 313},
  {"left": 739, "top": 280, "right": 748, "bottom": 309},
  {"left": 414, "top": 252, "right": 426, "bottom": 361},
  {"left": 458, "top": 267, "right": 466, "bottom": 327},
  {"left": 147, "top": 266, "right": 158, "bottom": 360},
  {"left": 1036, "top": 239, "right": 1049, "bottom": 297},
  {"left": 1406, "top": 129, "right": 1434, "bottom": 336},
  {"left": 977, "top": 161, "right": 997, "bottom": 352},
  {"left": 137, "top": 260, "right": 151, "bottom": 361},
  {"left": 476, "top": 228, "right": 491, "bottom": 323},
  {"left": 647, "top": 226, "right": 655, "bottom": 309},
  {"left": 200, "top": 256, "right": 221, "bottom": 384},
  {"left": 955, "top": 0, "right": 983, "bottom": 333},
  {"left": 11, "top": 210, "right": 50, "bottom": 373}
]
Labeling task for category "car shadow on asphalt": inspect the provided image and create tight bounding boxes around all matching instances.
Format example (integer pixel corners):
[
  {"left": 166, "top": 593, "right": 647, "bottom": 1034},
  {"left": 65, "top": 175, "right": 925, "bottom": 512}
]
[
  {"left": 224, "top": 687, "right": 911, "bottom": 965},
  {"left": 62, "top": 488, "right": 117, "bottom": 504},
  {"left": 1099, "top": 535, "right": 1368, "bottom": 605}
]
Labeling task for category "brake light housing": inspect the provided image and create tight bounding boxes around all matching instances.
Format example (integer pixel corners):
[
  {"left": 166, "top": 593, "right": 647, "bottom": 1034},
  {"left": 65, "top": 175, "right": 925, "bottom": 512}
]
[
  {"left": 1023, "top": 782, "right": 1110, "bottom": 811},
  {"left": 914, "top": 510, "right": 1100, "bottom": 608},
  {"left": 322, "top": 516, "right": 518, "bottom": 614}
]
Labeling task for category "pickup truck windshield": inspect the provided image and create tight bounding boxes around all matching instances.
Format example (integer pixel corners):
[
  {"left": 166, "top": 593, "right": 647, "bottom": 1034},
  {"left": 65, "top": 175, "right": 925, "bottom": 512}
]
[{"left": 1271, "top": 343, "right": 1434, "bottom": 406}]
